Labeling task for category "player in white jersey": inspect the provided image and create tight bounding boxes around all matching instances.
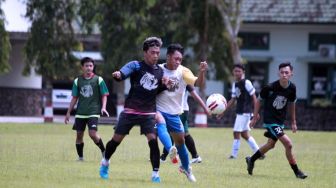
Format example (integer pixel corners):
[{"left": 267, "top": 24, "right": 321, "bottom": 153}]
[{"left": 156, "top": 43, "right": 207, "bottom": 182}]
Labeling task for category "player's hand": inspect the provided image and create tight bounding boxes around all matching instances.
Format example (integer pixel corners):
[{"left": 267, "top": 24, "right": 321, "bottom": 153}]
[
  {"left": 291, "top": 121, "right": 297, "bottom": 133},
  {"left": 64, "top": 113, "right": 70, "bottom": 124},
  {"left": 249, "top": 117, "right": 258, "bottom": 128},
  {"left": 199, "top": 61, "right": 208, "bottom": 72},
  {"left": 162, "top": 76, "right": 174, "bottom": 89},
  {"left": 101, "top": 109, "right": 110, "bottom": 117},
  {"left": 205, "top": 109, "right": 212, "bottom": 116},
  {"left": 112, "top": 71, "right": 121, "bottom": 79},
  {"left": 216, "top": 111, "right": 225, "bottom": 119}
]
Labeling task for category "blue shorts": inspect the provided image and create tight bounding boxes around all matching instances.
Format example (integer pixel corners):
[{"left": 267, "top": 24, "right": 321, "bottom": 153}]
[{"left": 159, "top": 111, "right": 184, "bottom": 133}]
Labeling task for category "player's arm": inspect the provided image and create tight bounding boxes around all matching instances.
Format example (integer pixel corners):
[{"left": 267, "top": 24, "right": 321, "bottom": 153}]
[
  {"left": 188, "top": 85, "right": 211, "bottom": 116},
  {"left": 99, "top": 77, "right": 110, "bottom": 117},
  {"left": 216, "top": 97, "right": 235, "bottom": 119},
  {"left": 249, "top": 94, "right": 260, "bottom": 128},
  {"left": 288, "top": 102, "right": 297, "bottom": 133},
  {"left": 194, "top": 61, "right": 208, "bottom": 87},
  {"left": 112, "top": 60, "right": 140, "bottom": 81},
  {"left": 65, "top": 97, "right": 78, "bottom": 124}
]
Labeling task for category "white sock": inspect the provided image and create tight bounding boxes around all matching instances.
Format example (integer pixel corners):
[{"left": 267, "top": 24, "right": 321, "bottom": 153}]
[
  {"left": 152, "top": 170, "right": 159, "bottom": 177},
  {"left": 231, "top": 139, "right": 240, "bottom": 157},
  {"left": 247, "top": 137, "right": 259, "bottom": 152},
  {"left": 101, "top": 158, "right": 110, "bottom": 166}
]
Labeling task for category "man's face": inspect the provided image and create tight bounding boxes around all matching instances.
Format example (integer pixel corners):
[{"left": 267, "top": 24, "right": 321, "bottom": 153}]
[
  {"left": 278, "top": 66, "right": 293, "bottom": 81},
  {"left": 144, "top": 46, "right": 160, "bottom": 65},
  {"left": 166, "top": 51, "right": 183, "bottom": 70},
  {"left": 233, "top": 67, "right": 244, "bottom": 81},
  {"left": 82, "top": 62, "right": 94, "bottom": 75}
]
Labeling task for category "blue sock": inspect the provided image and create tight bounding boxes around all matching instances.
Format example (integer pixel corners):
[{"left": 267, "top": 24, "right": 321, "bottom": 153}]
[
  {"left": 176, "top": 144, "right": 190, "bottom": 171},
  {"left": 157, "top": 123, "right": 172, "bottom": 151}
]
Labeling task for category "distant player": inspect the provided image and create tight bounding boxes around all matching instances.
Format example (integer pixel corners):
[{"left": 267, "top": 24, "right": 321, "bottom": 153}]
[
  {"left": 160, "top": 85, "right": 210, "bottom": 163},
  {"left": 99, "top": 37, "right": 168, "bottom": 183},
  {"left": 217, "top": 64, "right": 261, "bottom": 159},
  {"left": 65, "top": 57, "right": 109, "bottom": 161},
  {"left": 246, "top": 62, "right": 307, "bottom": 179},
  {"left": 156, "top": 43, "right": 208, "bottom": 182}
]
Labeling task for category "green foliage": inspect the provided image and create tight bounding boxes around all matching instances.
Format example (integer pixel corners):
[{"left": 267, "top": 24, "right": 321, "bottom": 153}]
[
  {"left": 24, "top": 0, "right": 80, "bottom": 81},
  {"left": 0, "top": 123, "right": 335, "bottom": 188},
  {"left": 0, "top": 0, "right": 11, "bottom": 74}
]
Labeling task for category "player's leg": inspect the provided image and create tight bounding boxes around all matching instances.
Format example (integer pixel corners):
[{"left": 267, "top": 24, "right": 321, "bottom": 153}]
[
  {"left": 73, "top": 118, "right": 86, "bottom": 161},
  {"left": 278, "top": 134, "right": 307, "bottom": 179},
  {"left": 241, "top": 114, "right": 260, "bottom": 154},
  {"left": 230, "top": 115, "right": 245, "bottom": 159},
  {"left": 156, "top": 112, "right": 173, "bottom": 156},
  {"left": 99, "top": 112, "right": 130, "bottom": 179},
  {"left": 160, "top": 134, "right": 173, "bottom": 162},
  {"left": 181, "top": 111, "right": 201, "bottom": 163},
  {"left": 87, "top": 117, "right": 105, "bottom": 156},
  {"left": 141, "top": 114, "right": 161, "bottom": 183}
]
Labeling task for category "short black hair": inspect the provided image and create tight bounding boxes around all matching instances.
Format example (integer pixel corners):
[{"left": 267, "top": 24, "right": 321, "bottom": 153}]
[
  {"left": 80, "top": 57, "right": 94, "bottom": 66},
  {"left": 143, "top": 37, "right": 163, "bottom": 51},
  {"left": 279, "top": 62, "right": 293, "bottom": 71},
  {"left": 233, "top": 63, "right": 245, "bottom": 71},
  {"left": 167, "top": 43, "right": 184, "bottom": 56}
]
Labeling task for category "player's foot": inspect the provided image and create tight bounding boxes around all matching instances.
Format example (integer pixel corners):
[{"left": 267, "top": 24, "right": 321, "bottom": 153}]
[
  {"left": 190, "top": 156, "right": 202, "bottom": 163},
  {"left": 179, "top": 166, "right": 196, "bottom": 182},
  {"left": 228, "top": 155, "right": 236, "bottom": 159},
  {"left": 295, "top": 170, "right": 308, "bottom": 179},
  {"left": 169, "top": 146, "right": 179, "bottom": 164},
  {"left": 245, "top": 156, "right": 254, "bottom": 175},
  {"left": 160, "top": 154, "right": 167, "bottom": 163},
  {"left": 77, "top": 157, "right": 84, "bottom": 161},
  {"left": 99, "top": 163, "right": 109, "bottom": 179},
  {"left": 151, "top": 175, "right": 161, "bottom": 183}
]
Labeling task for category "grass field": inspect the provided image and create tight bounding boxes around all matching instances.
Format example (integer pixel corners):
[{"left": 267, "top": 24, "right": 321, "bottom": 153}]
[{"left": 0, "top": 123, "right": 335, "bottom": 188}]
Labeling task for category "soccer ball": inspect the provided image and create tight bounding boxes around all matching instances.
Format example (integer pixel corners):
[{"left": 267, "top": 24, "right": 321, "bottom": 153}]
[{"left": 206, "top": 93, "right": 227, "bottom": 115}]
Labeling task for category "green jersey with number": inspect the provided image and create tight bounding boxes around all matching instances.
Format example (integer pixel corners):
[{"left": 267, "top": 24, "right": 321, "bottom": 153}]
[{"left": 71, "top": 75, "right": 109, "bottom": 118}]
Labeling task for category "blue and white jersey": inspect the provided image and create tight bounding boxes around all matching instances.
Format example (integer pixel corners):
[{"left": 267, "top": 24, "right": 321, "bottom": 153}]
[{"left": 117, "top": 60, "right": 165, "bottom": 113}]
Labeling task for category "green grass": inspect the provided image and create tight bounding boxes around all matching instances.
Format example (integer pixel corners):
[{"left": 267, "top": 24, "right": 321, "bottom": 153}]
[{"left": 0, "top": 123, "right": 335, "bottom": 188}]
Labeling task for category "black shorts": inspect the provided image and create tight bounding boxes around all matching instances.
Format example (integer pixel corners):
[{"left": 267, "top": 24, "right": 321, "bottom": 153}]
[
  {"left": 114, "top": 112, "right": 156, "bottom": 135},
  {"left": 263, "top": 124, "right": 285, "bottom": 141},
  {"left": 72, "top": 117, "right": 99, "bottom": 132}
]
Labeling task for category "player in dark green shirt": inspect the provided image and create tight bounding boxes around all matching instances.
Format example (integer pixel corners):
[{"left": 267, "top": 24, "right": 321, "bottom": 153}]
[{"left": 65, "top": 57, "right": 109, "bottom": 161}]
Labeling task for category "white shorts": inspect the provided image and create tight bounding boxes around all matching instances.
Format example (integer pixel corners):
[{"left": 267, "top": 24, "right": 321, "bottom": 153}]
[{"left": 233, "top": 113, "right": 252, "bottom": 132}]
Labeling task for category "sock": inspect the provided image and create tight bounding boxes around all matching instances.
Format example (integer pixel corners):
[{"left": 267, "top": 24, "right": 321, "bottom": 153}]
[
  {"left": 76, "top": 142, "right": 84, "bottom": 158},
  {"left": 95, "top": 138, "right": 105, "bottom": 153},
  {"left": 148, "top": 139, "right": 160, "bottom": 171},
  {"left": 251, "top": 150, "right": 262, "bottom": 162},
  {"left": 290, "top": 163, "right": 299, "bottom": 174},
  {"left": 231, "top": 139, "right": 240, "bottom": 157},
  {"left": 152, "top": 170, "right": 159, "bottom": 178},
  {"left": 247, "top": 137, "right": 259, "bottom": 153},
  {"left": 176, "top": 144, "right": 190, "bottom": 171},
  {"left": 157, "top": 123, "right": 172, "bottom": 152},
  {"left": 185, "top": 135, "right": 198, "bottom": 158},
  {"left": 161, "top": 147, "right": 169, "bottom": 160},
  {"left": 104, "top": 139, "right": 120, "bottom": 160}
]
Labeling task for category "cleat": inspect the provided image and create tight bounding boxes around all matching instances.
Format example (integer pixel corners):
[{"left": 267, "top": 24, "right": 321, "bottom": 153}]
[
  {"left": 99, "top": 163, "right": 109, "bottom": 179},
  {"left": 245, "top": 156, "right": 254, "bottom": 175},
  {"left": 151, "top": 176, "right": 161, "bottom": 183},
  {"left": 190, "top": 156, "right": 202, "bottom": 163},
  {"left": 160, "top": 154, "right": 167, "bottom": 163},
  {"left": 179, "top": 166, "right": 196, "bottom": 182},
  {"left": 169, "top": 146, "right": 179, "bottom": 164},
  {"left": 228, "top": 155, "right": 236, "bottom": 159},
  {"left": 295, "top": 170, "right": 308, "bottom": 179}
]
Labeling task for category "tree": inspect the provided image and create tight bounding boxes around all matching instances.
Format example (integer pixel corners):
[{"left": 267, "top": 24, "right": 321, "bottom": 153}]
[
  {"left": 209, "top": 0, "right": 243, "bottom": 65},
  {"left": 0, "top": 0, "right": 11, "bottom": 74}
]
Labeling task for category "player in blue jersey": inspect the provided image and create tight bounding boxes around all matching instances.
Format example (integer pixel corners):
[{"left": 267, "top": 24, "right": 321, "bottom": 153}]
[
  {"left": 217, "top": 64, "right": 261, "bottom": 159},
  {"left": 155, "top": 43, "right": 208, "bottom": 182},
  {"left": 246, "top": 62, "right": 307, "bottom": 179},
  {"left": 99, "top": 37, "right": 168, "bottom": 183}
]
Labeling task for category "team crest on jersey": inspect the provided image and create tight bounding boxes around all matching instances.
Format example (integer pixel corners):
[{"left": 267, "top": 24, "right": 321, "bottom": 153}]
[
  {"left": 272, "top": 95, "right": 287, "bottom": 109},
  {"left": 235, "top": 87, "right": 241, "bottom": 97},
  {"left": 140, "top": 72, "right": 158, "bottom": 90},
  {"left": 167, "top": 77, "right": 179, "bottom": 92},
  {"left": 80, "top": 85, "right": 93, "bottom": 98}
]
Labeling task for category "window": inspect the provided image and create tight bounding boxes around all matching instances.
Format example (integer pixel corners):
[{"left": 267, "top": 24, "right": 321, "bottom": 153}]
[
  {"left": 245, "top": 62, "right": 269, "bottom": 95},
  {"left": 308, "top": 33, "right": 336, "bottom": 51},
  {"left": 309, "top": 64, "right": 336, "bottom": 106},
  {"left": 239, "top": 32, "right": 270, "bottom": 50}
]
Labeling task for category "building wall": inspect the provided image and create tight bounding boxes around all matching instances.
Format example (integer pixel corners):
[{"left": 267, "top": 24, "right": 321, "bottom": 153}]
[
  {"left": 0, "top": 40, "right": 42, "bottom": 89},
  {"left": 240, "top": 24, "right": 336, "bottom": 99}
]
